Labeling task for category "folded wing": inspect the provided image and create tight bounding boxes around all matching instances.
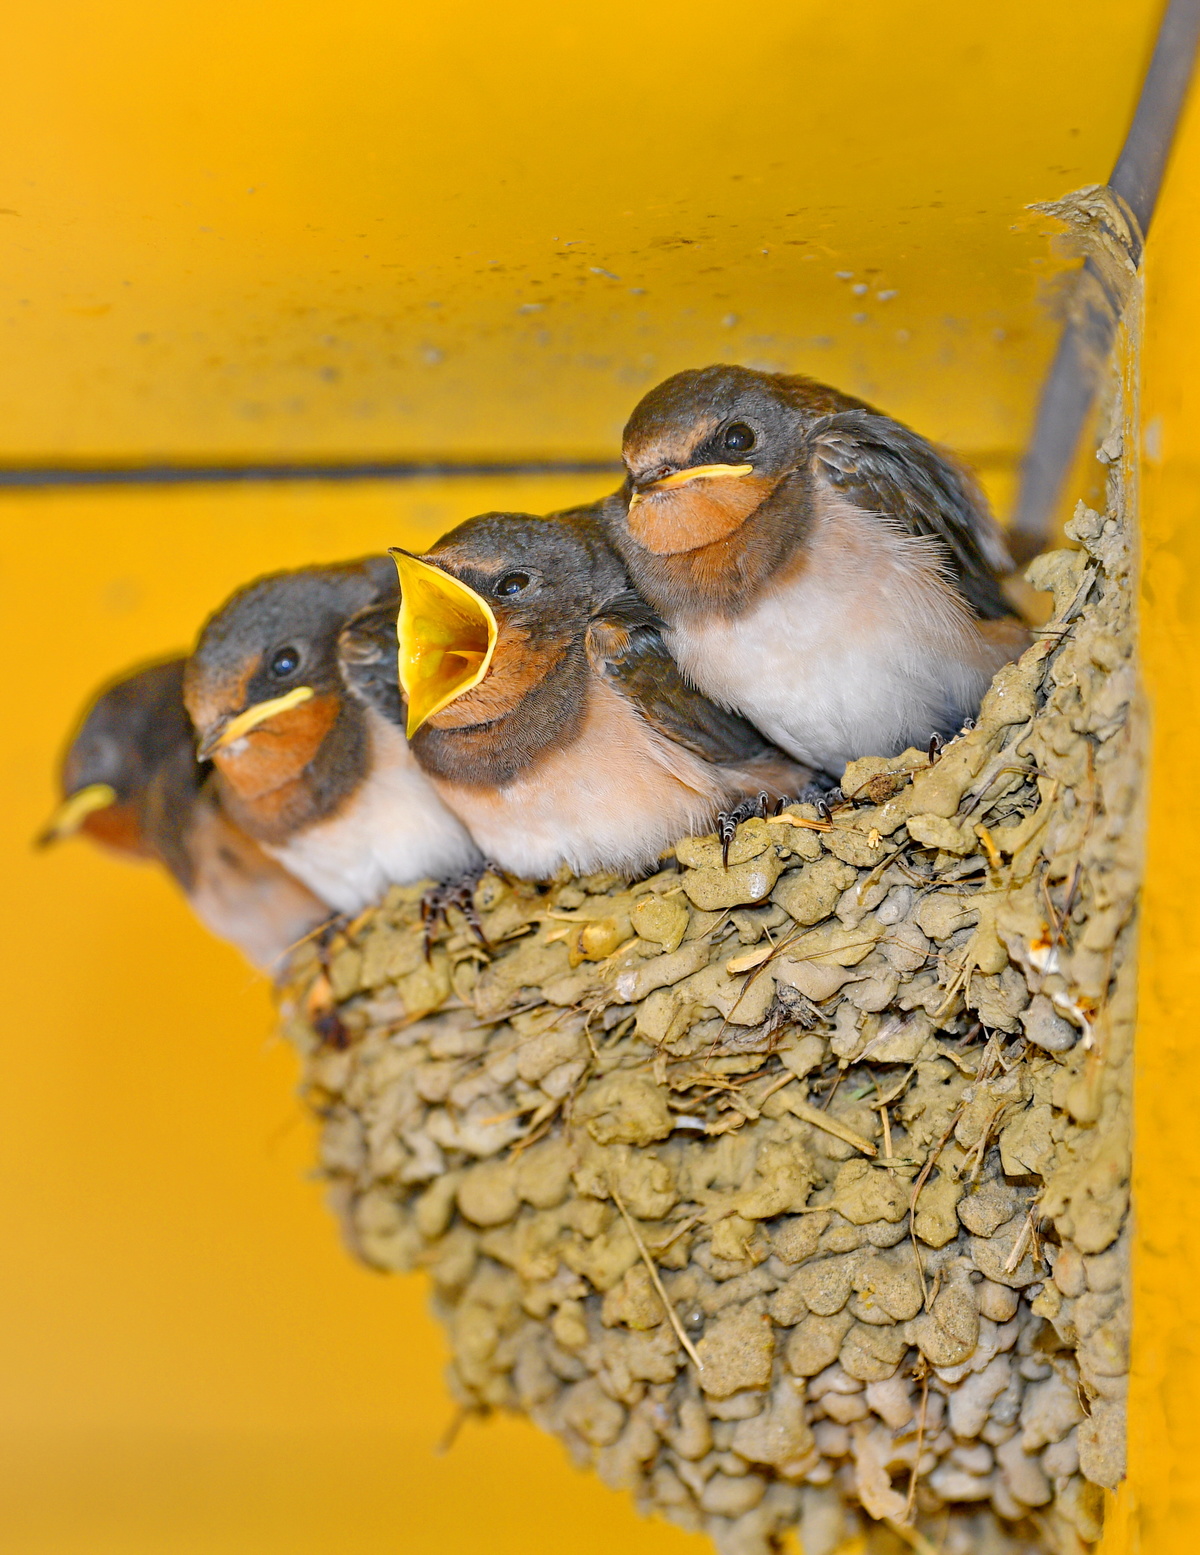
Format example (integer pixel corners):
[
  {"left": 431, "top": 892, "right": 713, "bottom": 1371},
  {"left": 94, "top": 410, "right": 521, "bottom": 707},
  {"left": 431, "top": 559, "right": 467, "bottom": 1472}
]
[{"left": 807, "top": 408, "right": 1015, "bottom": 621}]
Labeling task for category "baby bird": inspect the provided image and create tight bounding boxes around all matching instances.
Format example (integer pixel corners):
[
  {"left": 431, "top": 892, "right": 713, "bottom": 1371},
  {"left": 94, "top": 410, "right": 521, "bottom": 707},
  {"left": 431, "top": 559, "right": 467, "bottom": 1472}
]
[
  {"left": 184, "top": 557, "right": 481, "bottom": 916},
  {"left": 39, "top": 657, "right": 328, "bottom": 971},
  {"left": 392, "top": 511, "right": 809, "bottom": 880},
  {"left": 601, "top": 364, "right": 1029, "bottom": 775}
]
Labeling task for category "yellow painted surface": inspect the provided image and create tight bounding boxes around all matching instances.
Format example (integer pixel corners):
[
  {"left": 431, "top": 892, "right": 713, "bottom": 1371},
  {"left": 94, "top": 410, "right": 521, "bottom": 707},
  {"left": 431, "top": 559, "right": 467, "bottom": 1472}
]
[
  {"left": 2, "top": 476, "right": 716, "bottom": 1555},
  {"left": 1101, "top": 61, "right": 1200, "bottom": 1555},
  {"left": 0, "top": 4, "right": 1180, "bottom": 1553},
  {"left": 0, "top": 1, "right": 1158, "bottom": 465}
]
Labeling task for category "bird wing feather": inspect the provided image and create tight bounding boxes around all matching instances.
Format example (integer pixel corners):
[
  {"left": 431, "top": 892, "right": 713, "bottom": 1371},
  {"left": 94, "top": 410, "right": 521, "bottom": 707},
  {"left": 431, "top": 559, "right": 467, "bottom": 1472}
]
[
  {"left": 806, "top": 409, "right": 1015, "bottom": 620},
  {"left": 337, "top": 599, "right": 405, "bottom": 727},
  {"left": 583, "top": 592, "right": 780, "bottom": 767}
]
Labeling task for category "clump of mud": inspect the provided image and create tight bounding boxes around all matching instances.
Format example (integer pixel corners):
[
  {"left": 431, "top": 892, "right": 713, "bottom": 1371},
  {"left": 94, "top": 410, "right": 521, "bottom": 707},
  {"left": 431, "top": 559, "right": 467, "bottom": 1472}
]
[{"left": 278, "top": 393, "right": 1139, "bottom": 1555}]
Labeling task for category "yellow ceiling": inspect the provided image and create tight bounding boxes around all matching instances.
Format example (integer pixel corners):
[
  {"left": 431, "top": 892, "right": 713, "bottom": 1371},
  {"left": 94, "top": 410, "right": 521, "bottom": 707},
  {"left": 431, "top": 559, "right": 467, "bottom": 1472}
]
[{"left": 0, "top": 0, "right": 1162, "bottom": 466}]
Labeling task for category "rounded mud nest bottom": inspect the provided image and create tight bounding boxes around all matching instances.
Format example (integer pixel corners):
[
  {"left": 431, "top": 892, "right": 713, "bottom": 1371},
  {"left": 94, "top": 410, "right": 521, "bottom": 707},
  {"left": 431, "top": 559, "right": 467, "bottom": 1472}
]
[{"left": 278, "top": 477, "right": 1138, "bottom": 1555}]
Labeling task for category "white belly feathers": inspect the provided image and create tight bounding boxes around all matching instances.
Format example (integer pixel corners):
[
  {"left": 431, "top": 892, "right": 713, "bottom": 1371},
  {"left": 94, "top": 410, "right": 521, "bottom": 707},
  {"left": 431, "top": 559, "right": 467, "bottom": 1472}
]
[
  {"left": 265, "top": 712, "right": 481, "bottom": 915},
  {"left": 431, "top": 681, "right": 733, "bottom": 881},
  {"left": 667, "top": 500, "right": 999, "bottom": 775}
]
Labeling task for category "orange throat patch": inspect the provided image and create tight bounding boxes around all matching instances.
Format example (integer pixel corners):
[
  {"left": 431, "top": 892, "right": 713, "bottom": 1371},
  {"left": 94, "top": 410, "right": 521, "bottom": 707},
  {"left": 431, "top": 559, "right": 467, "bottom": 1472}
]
[
  {"left": 627, "top": 473, "right": 770, "bottom": 555},
  {"left": 211, "top": 692, "right": 339, "bottom": 802}
]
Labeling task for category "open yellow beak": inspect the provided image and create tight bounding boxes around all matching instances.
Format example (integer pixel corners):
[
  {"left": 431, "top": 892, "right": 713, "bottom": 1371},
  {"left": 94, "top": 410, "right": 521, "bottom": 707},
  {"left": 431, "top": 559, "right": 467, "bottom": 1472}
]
[
  {"left": 628, "top": 462, "right": 754, "bottom": 509},
  {"left": 197, "top": 684, "right": 315, "bottom": 760},
  {"left": 37, "top": 782, "right": 117, "bottom": 846},
  {"left": 391, "top": 550, "right": 498, "bottom": 738}
]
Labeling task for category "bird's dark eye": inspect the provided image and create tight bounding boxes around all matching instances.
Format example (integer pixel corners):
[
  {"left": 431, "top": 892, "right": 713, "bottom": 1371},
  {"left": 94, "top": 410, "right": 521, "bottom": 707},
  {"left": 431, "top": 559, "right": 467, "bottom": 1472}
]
[
  {"left": 495, "top": 571, "right": 531, "bottom": 597},
  {"left": 723, "top": 422, "right": 756, "bottom": 453},
  {"left": 270, "top": 646, "right": 301, "bottom": 678}
]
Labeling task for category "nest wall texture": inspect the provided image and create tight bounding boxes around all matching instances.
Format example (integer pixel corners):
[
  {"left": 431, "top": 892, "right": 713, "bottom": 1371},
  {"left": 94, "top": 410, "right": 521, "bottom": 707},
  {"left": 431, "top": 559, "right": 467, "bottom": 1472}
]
[{"left": 277, "top": 343, "right": 1140, "bottom": 1554}]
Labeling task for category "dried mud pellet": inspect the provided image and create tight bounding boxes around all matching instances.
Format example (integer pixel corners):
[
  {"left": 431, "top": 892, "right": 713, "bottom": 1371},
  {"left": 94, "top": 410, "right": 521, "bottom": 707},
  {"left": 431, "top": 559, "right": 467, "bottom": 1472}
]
[
  {"left": 994, "top": 1433, "right": 1053, "bottom": 1508},
  {"left": 772, "top": 857, "right": 858, "bottom": 927},
  {"left": 563, "top": 1377, "right": 626, "bottom": 1447},
  {"left": 851, "top": 1251, "right": 924, "bottom": 1322},
  {"left": 766, "top": 1274, "right": 809, "bottom": 1328},
  {"left": 682, "top": 852, "right": 786, "bottom": 912},
  {"left": 575, "top": 1071, "right": 674, "bottom": 1146},
  {"left": 601, "top": 1264, "right": 666, "bottom": 1331},
  {"left": 948, "top": 1355, "right": 1014, "bottom": 1438},
  {"left": 907, "top": 1273, "right": 980, "bottom": 1369},
  {"left": 913, "top": 1172, "right": 965, "bottom": 1247},
  {"left": 839, "top": 1322, "right": 908, "bottom": 1382},
  {"left": 700, "top": 1471, "right": 768, "bottom": 1517},
  {"left": 957, "top": 1180, "right": 1020, "bottom": 1238},
  {"left": 794, "top": 1254, "right": 858, "bottom": 1317},
  {"left": 1076, "top": 1400, "right": 1126, "bottom": 1488},
  {"left": 785, "top": 1311, "right": 856, "bottom": 1378},
  {"left": 927, "top": 1462, "right": 993, "bottom": 1502},
  {"left": 1042, "top": 1428, "right": 1080, "bottom": 1481},
  {"left": 821, "top": 1391, "right": 870, "bottom": 1425},
  {"left": 457, "top": 1160, "right": 521, "bottom": 1226},
  {"left": 1020, "top": 993, "right": 1079, "bottom": 1053},
  {"left": 977, "top": 1281, "right": 1021, "bottom": 1322},
  {"left": 770, "top": 1212, "right": 829, "bottom": 1265},
  {"left": 632, "top": 894, "right": 690, "bottom": 953},
  {"left": 830, "top": 1161, "right": 907, "bottom": 1226},
  {"left": 863, "top": 1373, "right": 915, "bottom": 1432},
  {"left": 729, "top": 1379, "right": 816, "bottom": 1472},
  {"left": 1055, "top": 1473, "right": 1106, "bottom": 1542},
  {"left": 697, "top": 1303, "right": 775, "bottom": 1398},
  {"left": 1019, "top": 1373, "right": 1085, "bottom": 1452}
]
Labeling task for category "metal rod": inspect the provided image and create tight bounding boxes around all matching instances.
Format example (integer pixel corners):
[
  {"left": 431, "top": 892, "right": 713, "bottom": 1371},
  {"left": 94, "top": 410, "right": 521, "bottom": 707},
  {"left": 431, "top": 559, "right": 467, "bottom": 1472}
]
[{"left": 1008, "top": 0, "right": 1200, "bottom": 562}]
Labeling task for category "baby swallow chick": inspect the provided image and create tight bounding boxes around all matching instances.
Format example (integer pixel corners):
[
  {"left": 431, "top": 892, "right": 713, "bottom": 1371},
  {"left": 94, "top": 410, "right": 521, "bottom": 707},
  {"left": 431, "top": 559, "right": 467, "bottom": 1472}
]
[
  {"left": 184, "top": 557, "right": 481, "bottom": 916},
  {"left": 40, "top": 657, "right": 328, "bottom": 971},
  {"left": 392, "top": 512, "right": 810, "bottom": 880},
  {"left": 602, "top": 363, "right": 1029, "bottom": 774}
]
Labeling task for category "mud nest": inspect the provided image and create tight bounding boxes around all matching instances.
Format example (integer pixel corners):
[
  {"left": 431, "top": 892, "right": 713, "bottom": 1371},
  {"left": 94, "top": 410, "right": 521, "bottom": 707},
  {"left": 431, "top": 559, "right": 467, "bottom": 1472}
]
[{"left": 277, "top": 420, "right": 1138, "bottom": 1553}]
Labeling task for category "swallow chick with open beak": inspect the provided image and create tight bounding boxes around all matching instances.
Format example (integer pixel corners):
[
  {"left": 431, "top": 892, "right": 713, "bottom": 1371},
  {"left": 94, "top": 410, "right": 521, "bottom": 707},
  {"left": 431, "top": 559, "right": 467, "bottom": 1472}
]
[
  {"left": 39, "top": 658, "right": 328, "bottom": 972},
  {"left": 601, "top": 364, "right": 1029, "bottom": 775},
  {"left": 392, "top": 513, "right": 810, "bottom": 881},
  {"left": 184, "top": 557, "right": 481, "bottom": 916}
]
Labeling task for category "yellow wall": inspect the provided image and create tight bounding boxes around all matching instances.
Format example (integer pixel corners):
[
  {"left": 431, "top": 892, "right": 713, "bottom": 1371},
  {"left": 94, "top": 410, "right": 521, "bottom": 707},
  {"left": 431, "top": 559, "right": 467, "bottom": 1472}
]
[
  {"left": 0, "top": 4, "right": 1172, "bottom": 1552},
  {"left": 0, "top": 1, "right": 1159, "bottom": 466},
  {"left": 1105, "top": 53, "right": 1200, "bottom": 1555}
]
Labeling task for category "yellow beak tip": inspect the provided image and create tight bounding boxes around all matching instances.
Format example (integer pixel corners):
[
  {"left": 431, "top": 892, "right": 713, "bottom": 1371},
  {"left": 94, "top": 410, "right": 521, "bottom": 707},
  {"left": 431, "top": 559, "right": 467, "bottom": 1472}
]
[{"left": 37, "top": 782, "right": 118, "bottom": 846}]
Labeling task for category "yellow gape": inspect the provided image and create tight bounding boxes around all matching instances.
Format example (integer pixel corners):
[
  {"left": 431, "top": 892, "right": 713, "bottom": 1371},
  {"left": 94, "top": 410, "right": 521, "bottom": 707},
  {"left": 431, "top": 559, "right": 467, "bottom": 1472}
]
[{"left": 390, "top": 550, "right": 498, "bottom": 738}]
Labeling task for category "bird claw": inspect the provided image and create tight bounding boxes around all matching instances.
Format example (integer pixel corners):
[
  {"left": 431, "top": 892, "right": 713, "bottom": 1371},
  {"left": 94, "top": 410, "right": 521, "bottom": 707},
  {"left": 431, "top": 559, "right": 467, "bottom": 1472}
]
[
  {"left": 314, "top": 1010, "right": 351, "bottom": 1050},
  {"left": 421, "top": 864, "right": 494, "bottom": 958},
  {"left": 716, "top": 791, "right": 771, "bottom": 868},
  {"left": 792, "top": 781, "right": 845, "bottom": 819}
]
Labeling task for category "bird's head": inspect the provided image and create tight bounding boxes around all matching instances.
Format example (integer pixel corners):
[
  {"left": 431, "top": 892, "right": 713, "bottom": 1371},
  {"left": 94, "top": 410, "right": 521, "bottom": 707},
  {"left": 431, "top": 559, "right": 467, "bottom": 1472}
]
[
  {"left": 618, "top": 364, "right": 802, "bottom": 555},
  {"left": 37, "top": 658, "right": 189, "bottom": 854},
  {"left": 393, "top": 513, "right": 623, "bottom": 735},
  {"left": 184, "top": 557, "right": 395, "bottom": 801}
]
